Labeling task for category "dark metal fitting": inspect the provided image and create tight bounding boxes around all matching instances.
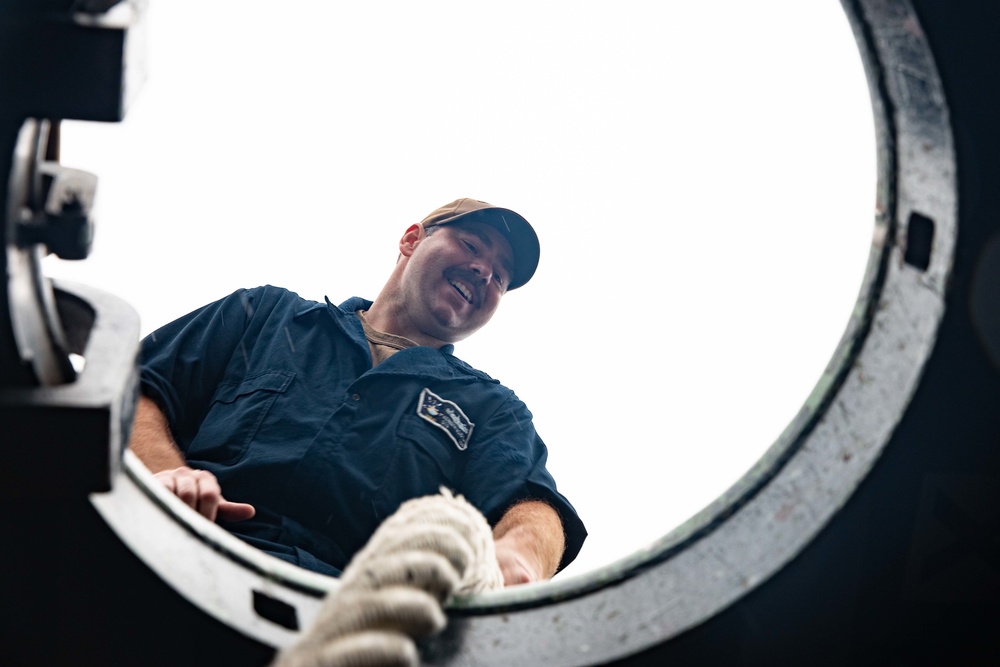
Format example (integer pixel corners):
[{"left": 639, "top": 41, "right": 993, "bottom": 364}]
[{"left": 16, "top": 164, "right": 97, "bottom": 260}]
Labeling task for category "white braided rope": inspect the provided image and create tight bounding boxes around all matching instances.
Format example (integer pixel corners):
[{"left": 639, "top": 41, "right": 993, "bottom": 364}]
[{"left": 272, "top": 488, "right": 504, "bottom": 667}]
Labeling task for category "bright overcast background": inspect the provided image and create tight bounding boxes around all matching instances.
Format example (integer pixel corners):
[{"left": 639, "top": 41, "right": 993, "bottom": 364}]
[{"left": 48, "top": 1, "right": 875, "bottom": 581}]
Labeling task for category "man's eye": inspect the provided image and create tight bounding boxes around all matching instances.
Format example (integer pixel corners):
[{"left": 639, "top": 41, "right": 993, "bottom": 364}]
[{"left": 463, "top": 240, "right": 477, "bottom": 254}]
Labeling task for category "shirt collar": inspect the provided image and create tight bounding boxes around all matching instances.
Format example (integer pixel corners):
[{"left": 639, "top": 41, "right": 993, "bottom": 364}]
[{"left": 331, "top": 296, "right": 456, "bottom": 356}]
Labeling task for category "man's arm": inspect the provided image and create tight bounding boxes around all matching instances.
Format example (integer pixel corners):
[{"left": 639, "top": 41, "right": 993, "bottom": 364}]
[
  {"left": 492, "top": 500, "right": 565, "bottom": 586},
  {"left": 130, "top": 395, "right": 186, "bottom": 472},
  {"left": 129, "top": 395, "right": 255, "bottom": 523}
]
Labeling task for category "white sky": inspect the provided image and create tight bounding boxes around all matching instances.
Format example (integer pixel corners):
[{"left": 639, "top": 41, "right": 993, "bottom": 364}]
[{"left": 48, "top": 1, "right": 875, "bottom": 580}]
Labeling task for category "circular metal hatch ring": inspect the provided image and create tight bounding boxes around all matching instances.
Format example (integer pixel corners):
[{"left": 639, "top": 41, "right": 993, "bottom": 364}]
[
  {"left": 89, "top": 0, "right": 958, "bottom": 664},
  {"left": 5, "top": 119, "right": 77, "bottom": 387}
]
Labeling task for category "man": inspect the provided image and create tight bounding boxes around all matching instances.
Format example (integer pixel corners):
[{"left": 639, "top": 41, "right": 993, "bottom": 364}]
[{"left": 129, "top": 198, "right": 586, "bottom": 586}]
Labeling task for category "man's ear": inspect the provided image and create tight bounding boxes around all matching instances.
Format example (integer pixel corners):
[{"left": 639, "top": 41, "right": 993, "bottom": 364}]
[{"left": 399, "top": 223, "right": 425, "bottom": 258}]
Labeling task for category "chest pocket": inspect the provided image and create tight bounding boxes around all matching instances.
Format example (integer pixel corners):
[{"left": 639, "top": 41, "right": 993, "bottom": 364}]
[
  {"left": 188, "top": 370, "right": 295, "bottom": 465},
  {"left": 392, "top": 411, "right": 470, "bottom": 489}
]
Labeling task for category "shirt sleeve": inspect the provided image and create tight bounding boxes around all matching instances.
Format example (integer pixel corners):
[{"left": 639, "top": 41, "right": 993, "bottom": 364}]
[
  {"left": 139, "top": 287, "right": 268, "bottom": 451},
  {"left": 460, "top": 393, "right": 587, "bottom": 573}
]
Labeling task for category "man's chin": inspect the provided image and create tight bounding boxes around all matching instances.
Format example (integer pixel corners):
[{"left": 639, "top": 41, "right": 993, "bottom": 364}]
[
  {"left": 426, "top": 302, "right": 493, "bottom": 344},
  {"left": 431, "top": 324, "right": 474, "bottom": 345},
  {"left": 427, "top": 317, "right": 482, "bottom": 345}
]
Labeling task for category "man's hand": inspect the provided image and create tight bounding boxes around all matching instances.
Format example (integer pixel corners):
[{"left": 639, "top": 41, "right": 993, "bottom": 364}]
[
  {"left": 128, "top": 396, "right": 256, "bottom": 523},
  {"left": 492, "top": 500, "right": 566, "bottom": 587},
  {"left": 494, "top": 540, "right": 540, "bottom": 586},
  {"left": 154, "top": 466, "right": 256, "bottom": 522}
]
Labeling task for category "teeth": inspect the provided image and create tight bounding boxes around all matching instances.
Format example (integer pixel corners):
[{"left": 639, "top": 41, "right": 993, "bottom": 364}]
[{"left": 449, "top": 279, "right": 473, "bottom": 303}]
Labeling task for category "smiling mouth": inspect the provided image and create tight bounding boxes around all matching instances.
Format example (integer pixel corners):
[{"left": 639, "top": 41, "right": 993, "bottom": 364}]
[{"left": 448, "top": 278, "right": 474, "bottom": 305}]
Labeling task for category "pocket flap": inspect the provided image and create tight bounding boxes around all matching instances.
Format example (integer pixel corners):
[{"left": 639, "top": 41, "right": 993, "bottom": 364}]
[{"left": 213, "top": 370, "right": 294, "bottom": 404}]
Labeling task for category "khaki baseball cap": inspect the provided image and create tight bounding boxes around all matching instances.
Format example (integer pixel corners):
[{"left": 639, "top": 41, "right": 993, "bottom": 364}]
[{"left": 419, "top": 198, "right": 540, "bottom": 290}]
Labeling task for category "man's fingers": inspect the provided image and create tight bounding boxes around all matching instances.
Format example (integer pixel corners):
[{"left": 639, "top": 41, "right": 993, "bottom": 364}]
[
  {"left": 500, "top": 563, "right": 533, "bottom": 586},
  {"left": 153, "top": 469, "right": 177, "bottom": 495},
  {"left": 495, "top": 547, "right": 537, "bottom": 587},
  {"left": 217, "top": 500, "right": 256, "bottom": 522},
  {"left": 171, "top": 469, "right": 199, "bottom": 508},
  {"left": 152, "top": 466, "right": 253, "bottom": 523},
  {"left": 192, "top": 469, "right": 223, "bottom": 521}
]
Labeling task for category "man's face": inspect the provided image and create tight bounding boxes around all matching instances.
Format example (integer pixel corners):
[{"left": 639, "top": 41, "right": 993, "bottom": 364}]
[{"left": 399, "top": 220, "right": 515, "bottom": 344}]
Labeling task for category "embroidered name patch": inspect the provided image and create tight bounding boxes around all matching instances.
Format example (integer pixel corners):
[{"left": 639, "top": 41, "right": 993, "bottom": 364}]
[{"left": 416, "top": 388, "right": 474, "bottom": 451}]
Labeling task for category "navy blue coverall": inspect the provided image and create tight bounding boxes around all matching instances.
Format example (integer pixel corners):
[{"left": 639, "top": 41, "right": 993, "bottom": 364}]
[{"left": 140, "top": 286, "right": 586, "bottom": 576}]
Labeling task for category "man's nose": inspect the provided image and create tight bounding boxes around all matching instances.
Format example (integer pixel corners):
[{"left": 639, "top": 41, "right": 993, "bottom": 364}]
[{"left": 469, "top": 261, "right": 493, "bottom": 284}]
